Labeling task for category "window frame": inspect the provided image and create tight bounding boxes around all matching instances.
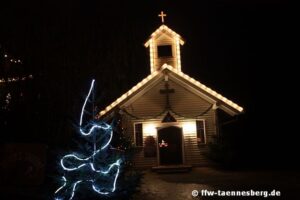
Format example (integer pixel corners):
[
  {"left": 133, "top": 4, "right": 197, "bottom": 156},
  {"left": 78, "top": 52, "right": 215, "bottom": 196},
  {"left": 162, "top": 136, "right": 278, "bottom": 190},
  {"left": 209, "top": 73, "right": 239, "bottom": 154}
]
[
  {"left": 157, "top": 45, "right": 173, "bottom": 58},
  {"left": 134, "top": 122, "right": 143, "bottom": 147},
  {"left": 196, "top": 119, "right": 206, "bottom": 145}
]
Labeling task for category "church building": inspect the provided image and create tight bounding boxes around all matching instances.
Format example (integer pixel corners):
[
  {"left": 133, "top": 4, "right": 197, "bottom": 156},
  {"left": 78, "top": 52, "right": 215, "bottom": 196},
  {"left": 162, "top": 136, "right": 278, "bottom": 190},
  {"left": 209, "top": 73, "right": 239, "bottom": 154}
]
[{"left": 98, "top": 13, "right": 243, "bottom": 168}]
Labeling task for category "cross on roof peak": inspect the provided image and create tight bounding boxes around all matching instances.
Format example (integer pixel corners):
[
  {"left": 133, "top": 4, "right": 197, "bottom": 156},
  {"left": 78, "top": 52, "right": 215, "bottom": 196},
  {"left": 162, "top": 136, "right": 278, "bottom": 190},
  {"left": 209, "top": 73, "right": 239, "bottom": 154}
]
[
  {"left": 158, "top": 11, "right": 167, "bottom": 24},
  {"left": 160, "top": 79, "right": 175, "bottom": 110}
]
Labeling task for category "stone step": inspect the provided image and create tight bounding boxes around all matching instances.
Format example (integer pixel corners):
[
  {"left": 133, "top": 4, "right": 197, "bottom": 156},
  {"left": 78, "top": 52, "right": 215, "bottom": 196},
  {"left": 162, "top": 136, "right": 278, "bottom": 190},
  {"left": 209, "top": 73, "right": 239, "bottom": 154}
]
[{"left": 152, "top": 165, "right": 192, "bottom": 173}]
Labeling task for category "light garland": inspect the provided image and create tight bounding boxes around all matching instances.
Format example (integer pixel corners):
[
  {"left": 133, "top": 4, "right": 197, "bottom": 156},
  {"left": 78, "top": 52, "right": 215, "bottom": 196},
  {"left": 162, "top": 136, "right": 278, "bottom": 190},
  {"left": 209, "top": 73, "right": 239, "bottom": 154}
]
[
  {"left": 145, "top": 25, "right": 184, "bottom": 47},
  {"left": 145, "top": 25, "right": 184, "bottom": 73},
  {"left": 1, "top": 50, "right": 28, "bottom": 85},
  {"left": 0, "top": 75, "right": 34, "bottom": 85},
  {"left": 175, "top": 36, "right": 182, "bottom": 71},
  {"left": 54, "top": 79, "right": 122, "bottom": 200},
  {"left": 98, "top": 64, "right": 243, "bottom": 117},
  {"left": 2, "top": 52, "right": 22, "bottom": 64}
]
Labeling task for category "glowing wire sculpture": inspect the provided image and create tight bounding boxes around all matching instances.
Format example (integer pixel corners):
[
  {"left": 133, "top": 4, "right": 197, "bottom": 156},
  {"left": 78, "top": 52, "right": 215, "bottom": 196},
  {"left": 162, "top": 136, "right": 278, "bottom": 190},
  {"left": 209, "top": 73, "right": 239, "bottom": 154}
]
[{"left": 54, "top": 79, "right": 122, "bottom": 200}]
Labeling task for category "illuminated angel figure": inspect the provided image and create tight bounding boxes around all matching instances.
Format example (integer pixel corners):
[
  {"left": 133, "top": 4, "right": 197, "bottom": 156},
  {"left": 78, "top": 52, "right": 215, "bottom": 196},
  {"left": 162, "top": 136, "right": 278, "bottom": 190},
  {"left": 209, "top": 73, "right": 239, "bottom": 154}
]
[
  {"left": 54, "top": 80, "right": 122, "bottom": 200},
  {"left": 159, "top": 140, "right": 168, "bottom": 148}
]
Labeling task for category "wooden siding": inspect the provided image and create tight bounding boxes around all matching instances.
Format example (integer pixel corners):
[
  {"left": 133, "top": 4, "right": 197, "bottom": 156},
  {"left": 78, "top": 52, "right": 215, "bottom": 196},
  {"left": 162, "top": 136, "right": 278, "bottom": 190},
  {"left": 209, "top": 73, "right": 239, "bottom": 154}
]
[
  {"left": 183, "top": 118, "right": 214, "bottom": 166},
  {"left": 154, "top": 34, "right": 177, "bottom": 71},
  {"left": 121, "top": 76, "right": 217, "bottom": 168}
]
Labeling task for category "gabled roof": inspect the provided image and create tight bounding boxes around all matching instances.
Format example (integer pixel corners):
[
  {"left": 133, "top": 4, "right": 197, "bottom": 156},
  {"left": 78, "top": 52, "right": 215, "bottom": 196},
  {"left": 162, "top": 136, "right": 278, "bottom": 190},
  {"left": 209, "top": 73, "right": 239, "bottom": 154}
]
[
  {"left": 98, "top": 64, "right": 243, "bottom": 117},
  {"left": 144, "top": 25, "right": 185, "bottom": 47}
]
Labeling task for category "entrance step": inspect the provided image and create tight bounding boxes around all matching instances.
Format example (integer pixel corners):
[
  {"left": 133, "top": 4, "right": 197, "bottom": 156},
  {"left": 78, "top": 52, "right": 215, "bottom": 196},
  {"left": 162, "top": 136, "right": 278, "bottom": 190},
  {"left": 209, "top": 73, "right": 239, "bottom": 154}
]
[{"left": 152, "top": 165, "right": 192, "bottom": 173}]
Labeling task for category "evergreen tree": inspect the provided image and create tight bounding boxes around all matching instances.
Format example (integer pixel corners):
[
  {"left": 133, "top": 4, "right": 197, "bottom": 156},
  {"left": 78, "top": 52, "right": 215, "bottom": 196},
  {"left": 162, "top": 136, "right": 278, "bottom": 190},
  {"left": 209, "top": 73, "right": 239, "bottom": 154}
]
[{"left": 54, "top": 80, "right": 141, "bottom": 200}]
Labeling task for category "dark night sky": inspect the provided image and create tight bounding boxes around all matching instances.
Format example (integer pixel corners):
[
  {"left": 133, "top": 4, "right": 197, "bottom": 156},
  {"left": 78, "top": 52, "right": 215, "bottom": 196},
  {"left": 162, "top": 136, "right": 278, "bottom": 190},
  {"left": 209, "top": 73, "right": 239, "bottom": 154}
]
[{"left": 0, "top": 1, "right": 295, "bottom": 167}]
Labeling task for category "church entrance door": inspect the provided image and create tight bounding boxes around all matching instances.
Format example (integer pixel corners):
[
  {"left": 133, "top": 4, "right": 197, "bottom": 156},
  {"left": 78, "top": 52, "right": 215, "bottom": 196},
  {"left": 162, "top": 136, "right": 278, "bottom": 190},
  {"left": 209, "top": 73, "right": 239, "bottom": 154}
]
[{"left": 158, "top": 126, "right": 183, "bottom": 165}]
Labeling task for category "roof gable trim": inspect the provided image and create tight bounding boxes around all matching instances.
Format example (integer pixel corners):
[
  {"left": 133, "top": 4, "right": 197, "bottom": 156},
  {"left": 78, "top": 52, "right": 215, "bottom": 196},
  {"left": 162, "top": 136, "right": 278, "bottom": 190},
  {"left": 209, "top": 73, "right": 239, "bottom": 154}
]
[
  {"left": 98, "top": 64, "right": 243, "bottom": 117},
  {"left": 145, "top": 25, "right": 184, "bottom": 47}
]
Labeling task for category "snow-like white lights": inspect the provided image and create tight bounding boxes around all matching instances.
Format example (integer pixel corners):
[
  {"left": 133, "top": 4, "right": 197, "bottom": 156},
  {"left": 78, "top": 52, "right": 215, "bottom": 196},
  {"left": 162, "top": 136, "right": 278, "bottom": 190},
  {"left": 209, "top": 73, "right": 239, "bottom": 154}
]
[
  {"left": 143, "top": 123, "right": 157, "bottom": 136},
  {"left": 182, "top": 121, "right": 196, "bottom": 134},
  {"left": 54, "top": 80, "right": 122, "bottom": 200}
]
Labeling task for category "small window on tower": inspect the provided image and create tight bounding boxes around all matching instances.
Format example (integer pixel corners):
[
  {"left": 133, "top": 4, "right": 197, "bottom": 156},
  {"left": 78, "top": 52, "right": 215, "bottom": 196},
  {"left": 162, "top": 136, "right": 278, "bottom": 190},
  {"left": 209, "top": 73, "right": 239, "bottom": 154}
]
[{"left": 157, "top": 45, "right": 172, "bottom": 57}]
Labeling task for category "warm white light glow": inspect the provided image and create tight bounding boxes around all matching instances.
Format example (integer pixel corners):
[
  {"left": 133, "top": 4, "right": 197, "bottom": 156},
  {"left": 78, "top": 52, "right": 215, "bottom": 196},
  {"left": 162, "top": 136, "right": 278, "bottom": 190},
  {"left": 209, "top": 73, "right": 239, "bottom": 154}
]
[
  {"left": 98, "top": 72, "right": 158, "bottom": 117},
  {"left": 0, "top": 75, "right": 33, "bottom": 85},
  {"left": 158, "top": 11, "right": 167, "bottom": 23},
  {"left": 145, "top": 25, "right": 184, "bottom": 47},
  {"left": 100, "top": 64, "right": 244, "bottom": 116},
  {"left": 149, "top": 39, "right": 154, "bottom": 73},
  {"left": 99, "top": 23, "right": 244, "bottom": 117},
  {"left": 143, "top": 123, "right": 157, "bottom": 136},
  {"left": 182, "top": 121, "right": 196, "bottom": 134},
  {"left": 176, "top": 37, "right": 181, "bottom": 71},
  {"left": 161, "top": 65, "right": 244, "bottom": 112},
  {"left": 98, "top": 64, "right": 243, "bottom": 117}
]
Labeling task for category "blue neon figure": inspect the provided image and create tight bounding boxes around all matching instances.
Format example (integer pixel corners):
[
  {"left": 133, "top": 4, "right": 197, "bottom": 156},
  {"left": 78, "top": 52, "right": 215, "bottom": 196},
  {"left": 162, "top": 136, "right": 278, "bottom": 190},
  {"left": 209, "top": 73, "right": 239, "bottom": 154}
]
[{"left": 54, "top": 80, "right": 122, "bottom": 200}]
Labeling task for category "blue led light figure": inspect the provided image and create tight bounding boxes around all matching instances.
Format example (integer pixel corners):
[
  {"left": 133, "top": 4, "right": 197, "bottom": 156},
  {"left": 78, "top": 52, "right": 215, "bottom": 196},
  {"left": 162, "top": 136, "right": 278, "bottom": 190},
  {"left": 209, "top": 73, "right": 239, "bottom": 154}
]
[{"left": 54, "top": 80, "right": 122, "bottom": 200}]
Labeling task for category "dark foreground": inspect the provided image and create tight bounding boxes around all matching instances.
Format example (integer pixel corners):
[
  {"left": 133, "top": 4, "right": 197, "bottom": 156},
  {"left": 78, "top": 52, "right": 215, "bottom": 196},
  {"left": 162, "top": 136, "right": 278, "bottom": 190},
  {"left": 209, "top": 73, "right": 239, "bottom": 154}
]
[
  {"left": 133, "top": 167, "right": 300, "bottom": 200},
  {"left": 1, "top": 167, "right": 299, "bottom": 200}
]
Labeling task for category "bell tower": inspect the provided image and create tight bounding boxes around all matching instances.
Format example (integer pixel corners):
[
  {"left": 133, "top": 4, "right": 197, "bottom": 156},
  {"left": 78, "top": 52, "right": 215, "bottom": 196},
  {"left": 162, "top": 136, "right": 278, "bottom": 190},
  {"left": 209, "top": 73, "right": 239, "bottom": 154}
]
[{"left": 144, "top": 12, "right": 185, "bottom": 73}]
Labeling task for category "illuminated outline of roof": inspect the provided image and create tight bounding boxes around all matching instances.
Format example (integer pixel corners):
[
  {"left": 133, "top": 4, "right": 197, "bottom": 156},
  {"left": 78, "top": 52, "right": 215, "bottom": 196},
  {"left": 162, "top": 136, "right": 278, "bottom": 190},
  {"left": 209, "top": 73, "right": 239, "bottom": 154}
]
[
  {"left": 98, "top": 64, "right": 243, "bottom": 117},
  {"left": 144, "top": 25, "right": 185, "bottom": 47}
]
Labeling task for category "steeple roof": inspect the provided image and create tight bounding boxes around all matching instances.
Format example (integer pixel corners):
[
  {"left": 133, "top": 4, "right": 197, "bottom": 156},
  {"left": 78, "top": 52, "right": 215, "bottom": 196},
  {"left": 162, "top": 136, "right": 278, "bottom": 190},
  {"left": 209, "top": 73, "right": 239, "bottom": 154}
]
[{"left": 144, "top": 25, "right": 184, "bottom": 47}]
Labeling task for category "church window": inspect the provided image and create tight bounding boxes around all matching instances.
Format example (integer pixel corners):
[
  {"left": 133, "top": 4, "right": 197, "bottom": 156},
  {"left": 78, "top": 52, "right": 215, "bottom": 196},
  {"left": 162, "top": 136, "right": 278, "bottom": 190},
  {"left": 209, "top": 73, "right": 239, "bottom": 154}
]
[
  {"left": 134, "top": 123, "right": 143, "bottom": 147},
  {"left": 196, "top": 120, "right": 206, "bottom": 144}
]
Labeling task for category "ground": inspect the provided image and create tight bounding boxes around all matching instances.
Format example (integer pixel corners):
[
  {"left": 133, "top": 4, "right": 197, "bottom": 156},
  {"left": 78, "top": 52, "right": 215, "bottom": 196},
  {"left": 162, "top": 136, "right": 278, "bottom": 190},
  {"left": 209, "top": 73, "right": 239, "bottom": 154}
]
[
  {"left": 0, "top": 167, "right": 299, "bottom": 199},
  {"left": 133, "top": 167, "right": 300, "bottom": 200}
]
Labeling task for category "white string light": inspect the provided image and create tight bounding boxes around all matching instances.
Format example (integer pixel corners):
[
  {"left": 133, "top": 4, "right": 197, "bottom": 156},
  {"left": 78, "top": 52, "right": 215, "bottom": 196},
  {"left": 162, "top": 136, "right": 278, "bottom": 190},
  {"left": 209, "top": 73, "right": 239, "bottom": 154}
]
[
  {"left": 1, "top": 50, "right": 28, "bottom": 84},
  {"left": 54, "top": 80, "right": 122, "bottom": 200},
  {"left": 1, "top": 52, "right": 22, "bottom": 63},
  {"left": 55, "top": 176, "right": 67, "bottom": 194},
  {"left": 98, "top": 64, "right": 243, "bottom": 117},
  {"left": 0, "top": 75, "right": 33, "bottom": 84}
]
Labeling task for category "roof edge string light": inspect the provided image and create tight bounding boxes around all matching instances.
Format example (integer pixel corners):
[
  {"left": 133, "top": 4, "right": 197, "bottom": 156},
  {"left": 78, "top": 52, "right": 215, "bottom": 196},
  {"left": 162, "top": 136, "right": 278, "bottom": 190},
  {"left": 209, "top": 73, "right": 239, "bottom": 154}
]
[{"left": 98, "top": 64, "right": 243, "bottom": 117}]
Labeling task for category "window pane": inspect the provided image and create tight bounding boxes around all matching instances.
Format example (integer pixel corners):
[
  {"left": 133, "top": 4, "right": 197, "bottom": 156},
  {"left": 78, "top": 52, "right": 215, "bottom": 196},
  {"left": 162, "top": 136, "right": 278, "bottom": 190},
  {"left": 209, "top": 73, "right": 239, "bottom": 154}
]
[
  {"left": 135, "top": 123, "right": 143, "bottom": 146},
  {"left": 196, "top": 120, "right": 205, "bottom": 144},
  {"left": 157, "top": 45, "right": 172, "bottom": 57}
]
